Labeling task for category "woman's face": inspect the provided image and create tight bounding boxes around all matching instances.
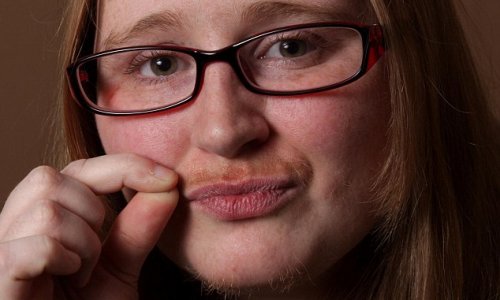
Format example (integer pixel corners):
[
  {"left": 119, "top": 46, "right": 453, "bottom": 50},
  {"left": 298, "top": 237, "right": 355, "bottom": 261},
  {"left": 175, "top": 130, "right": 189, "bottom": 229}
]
[{"left": 96, "top": 0, "right": 389, "bottom": 296}]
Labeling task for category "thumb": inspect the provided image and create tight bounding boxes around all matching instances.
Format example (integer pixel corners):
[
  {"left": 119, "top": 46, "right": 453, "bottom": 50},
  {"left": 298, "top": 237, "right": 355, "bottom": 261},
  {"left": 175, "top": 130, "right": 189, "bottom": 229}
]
[{"left": 102, "top": 189, "right": 178, "bottom": 283}]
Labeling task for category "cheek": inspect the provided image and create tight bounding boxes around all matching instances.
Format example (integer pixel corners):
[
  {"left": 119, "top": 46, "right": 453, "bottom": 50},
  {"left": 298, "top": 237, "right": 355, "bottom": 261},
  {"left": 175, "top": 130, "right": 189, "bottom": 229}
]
[
  {"left": 269, "top": 83, "right": 389, "bottom": 169},
  {"left": 271, "top": 59, "right": 388, "bottom": 154},
  {"left": 96, "top": 115, "right": 187, "bottom": 168}
]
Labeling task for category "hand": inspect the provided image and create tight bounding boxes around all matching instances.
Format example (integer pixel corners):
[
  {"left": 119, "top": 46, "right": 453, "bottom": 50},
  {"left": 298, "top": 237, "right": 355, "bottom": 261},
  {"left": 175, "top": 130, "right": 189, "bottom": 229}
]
[{"left": 0, "top": 153, "right": 178, "bottom": 299}]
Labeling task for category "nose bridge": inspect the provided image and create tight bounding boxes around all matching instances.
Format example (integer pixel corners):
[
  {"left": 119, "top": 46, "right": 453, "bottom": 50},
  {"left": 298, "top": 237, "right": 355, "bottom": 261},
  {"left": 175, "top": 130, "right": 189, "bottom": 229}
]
[
  {"left": 189, "top": 59, "right": 270, "bottom": 158},
  {"left": 196, "top": 47, "right": 243, "bottom": 93}
]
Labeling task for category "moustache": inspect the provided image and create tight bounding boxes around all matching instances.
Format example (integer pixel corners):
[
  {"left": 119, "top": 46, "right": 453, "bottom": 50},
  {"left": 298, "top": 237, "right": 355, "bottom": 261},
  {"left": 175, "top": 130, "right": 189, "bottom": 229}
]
[{"left": 178, "top": 155, "right": 313, "bottom": 196}]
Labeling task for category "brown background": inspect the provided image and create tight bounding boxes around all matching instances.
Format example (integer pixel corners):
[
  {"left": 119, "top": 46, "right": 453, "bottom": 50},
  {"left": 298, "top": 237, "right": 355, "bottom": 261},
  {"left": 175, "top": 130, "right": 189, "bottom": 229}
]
[{"left": 0, "top": 0, "right": 499, "bottom": 203}]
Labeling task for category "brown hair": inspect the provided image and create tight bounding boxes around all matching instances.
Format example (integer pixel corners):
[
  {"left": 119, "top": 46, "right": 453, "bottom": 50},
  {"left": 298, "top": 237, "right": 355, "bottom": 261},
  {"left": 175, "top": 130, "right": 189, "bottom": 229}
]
[
  {"left": 365, "top": 0, "right": 500, "bottom": 298},
  {"left": 54, "top": 0, "right": 500, "bottom": 298}
]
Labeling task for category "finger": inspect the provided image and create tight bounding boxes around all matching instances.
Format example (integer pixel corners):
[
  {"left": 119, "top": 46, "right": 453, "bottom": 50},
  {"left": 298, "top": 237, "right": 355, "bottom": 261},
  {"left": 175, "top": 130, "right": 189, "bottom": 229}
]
[
  {"left": 1, "top": 166, "right": 105, "bottom": 233},
  {"left": 2, "top": 201, "right": 102, "bottom": 287},
  {"left": 102, "top": 189, "right": 178, "bottom": 284},
  {"left": 0, "top": 236, "right": 81, "bottom": 300},
  {"left": 61, "top": 153, "right": 178, "bottom": 195},
  {"left": 0, "top": 236, "right": 81, "bottom": 280}
]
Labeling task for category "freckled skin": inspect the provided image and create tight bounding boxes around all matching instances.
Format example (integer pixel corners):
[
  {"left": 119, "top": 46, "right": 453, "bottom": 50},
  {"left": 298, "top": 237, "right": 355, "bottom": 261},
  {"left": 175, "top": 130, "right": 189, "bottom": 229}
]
[{"left": 96, "top": 0, "right": 390, "bottom": 296}]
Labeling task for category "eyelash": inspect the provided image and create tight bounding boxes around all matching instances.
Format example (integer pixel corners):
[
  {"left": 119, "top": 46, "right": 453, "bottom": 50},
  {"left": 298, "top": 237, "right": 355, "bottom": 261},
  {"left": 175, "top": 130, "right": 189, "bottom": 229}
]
[
  {"left": 124, "top": 50, "right": 171, "bottom": 84},
  {"left": 119, "top": 30, "right": 331, "bottom": 83},
  {"left": 255, "top": 31, "right": 328, "bottom": 59},
  {"left": 127, "top": 50, "right": 160, "bottom": 70}
]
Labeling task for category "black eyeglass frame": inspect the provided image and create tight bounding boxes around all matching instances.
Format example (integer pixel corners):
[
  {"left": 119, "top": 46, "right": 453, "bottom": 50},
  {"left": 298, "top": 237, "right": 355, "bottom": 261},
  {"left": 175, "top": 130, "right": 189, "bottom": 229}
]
[{"left": 67, "top": 22, "right": 385, "bottom": 116}]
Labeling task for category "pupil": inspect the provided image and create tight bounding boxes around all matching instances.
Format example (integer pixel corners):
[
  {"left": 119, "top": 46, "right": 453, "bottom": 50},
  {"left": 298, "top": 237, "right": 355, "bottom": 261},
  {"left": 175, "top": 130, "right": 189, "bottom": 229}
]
[
  {"left": 151, "top": 57, "right": 173, "bottom": 75},
  {"left": 280, "top": 40, "right": 305, "bottom": 57}
]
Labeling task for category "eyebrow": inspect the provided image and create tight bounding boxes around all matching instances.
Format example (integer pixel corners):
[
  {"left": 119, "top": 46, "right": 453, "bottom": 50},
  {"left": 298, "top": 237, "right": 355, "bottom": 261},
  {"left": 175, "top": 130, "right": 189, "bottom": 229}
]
[
  {"left": 242, "top": 1, "right": 362, "bottom": 25},
  {"left": 101, "top": 9, "right": 184, "bottom": 50},
  {"left": 101, "top": 1, "right": 365, "bottom": 50}
]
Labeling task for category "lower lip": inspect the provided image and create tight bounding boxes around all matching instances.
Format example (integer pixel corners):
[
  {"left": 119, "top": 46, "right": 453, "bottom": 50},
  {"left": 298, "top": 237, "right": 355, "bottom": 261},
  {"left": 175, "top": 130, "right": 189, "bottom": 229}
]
[{"left": 191, "top": 188, "right": 294, "bottom": 221}]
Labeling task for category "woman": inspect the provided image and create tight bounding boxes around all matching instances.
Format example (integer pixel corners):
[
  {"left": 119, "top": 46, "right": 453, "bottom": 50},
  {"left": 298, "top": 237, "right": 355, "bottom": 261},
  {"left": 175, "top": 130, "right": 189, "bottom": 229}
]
[{"left": 0, "top": 0, "right": 498, "bottom": 299}]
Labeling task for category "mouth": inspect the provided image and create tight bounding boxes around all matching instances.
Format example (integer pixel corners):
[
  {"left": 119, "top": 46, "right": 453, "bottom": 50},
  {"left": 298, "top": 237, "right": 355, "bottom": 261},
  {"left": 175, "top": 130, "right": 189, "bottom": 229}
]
[{"left": 184, "top": 178, "right": 298, "bottom": 221}]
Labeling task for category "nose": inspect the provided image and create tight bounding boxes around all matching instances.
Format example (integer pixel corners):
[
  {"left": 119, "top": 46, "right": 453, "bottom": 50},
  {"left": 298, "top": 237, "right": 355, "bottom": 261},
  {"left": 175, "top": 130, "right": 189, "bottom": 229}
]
[{"left": 189, "top": 63, "right": 270, "bottom": 158}]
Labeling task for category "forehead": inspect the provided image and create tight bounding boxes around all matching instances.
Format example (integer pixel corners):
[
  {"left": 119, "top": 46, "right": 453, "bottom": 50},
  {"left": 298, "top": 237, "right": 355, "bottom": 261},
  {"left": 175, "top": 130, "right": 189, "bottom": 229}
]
[{"left": 97, "top": 0, "right": 372, "bottom": 50}]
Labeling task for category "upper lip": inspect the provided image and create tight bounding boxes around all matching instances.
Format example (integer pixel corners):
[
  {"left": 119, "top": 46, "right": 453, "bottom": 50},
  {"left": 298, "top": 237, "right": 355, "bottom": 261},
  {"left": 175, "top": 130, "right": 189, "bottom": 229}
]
[{"left": 184, "top": 178, "right": 295, "bottom": 202}]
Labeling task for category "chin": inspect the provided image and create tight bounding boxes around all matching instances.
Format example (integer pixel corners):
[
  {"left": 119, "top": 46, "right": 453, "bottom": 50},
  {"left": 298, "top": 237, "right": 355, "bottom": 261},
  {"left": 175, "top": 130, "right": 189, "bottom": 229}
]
[
  {"left": 164, "top": 229, "right": 335, "bottom": 298},
  {"left": 189, "top": 255, "right": 310, "bottom": 297},
  {"left": 159, "top": 228, "right": 313, "bottom": 296}
]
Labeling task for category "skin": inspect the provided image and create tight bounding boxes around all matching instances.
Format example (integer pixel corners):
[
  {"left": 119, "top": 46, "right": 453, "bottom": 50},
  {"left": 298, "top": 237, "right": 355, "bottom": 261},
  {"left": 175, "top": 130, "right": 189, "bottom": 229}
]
[
  {"left": 0, "top": 0, "right": 389, "bottom": 299},
  {"left": 97, "top": 0, "right": 390, "bottom": 298},
  {"left": 0, "top": 154, "right": 178, "bottom": 299}
]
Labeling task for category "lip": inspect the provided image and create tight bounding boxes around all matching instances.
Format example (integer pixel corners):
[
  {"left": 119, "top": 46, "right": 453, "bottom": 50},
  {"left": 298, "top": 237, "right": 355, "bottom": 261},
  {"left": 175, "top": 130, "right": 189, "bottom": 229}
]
[{"left": 185, "top": 179, "right": 297, "bottom": 221}]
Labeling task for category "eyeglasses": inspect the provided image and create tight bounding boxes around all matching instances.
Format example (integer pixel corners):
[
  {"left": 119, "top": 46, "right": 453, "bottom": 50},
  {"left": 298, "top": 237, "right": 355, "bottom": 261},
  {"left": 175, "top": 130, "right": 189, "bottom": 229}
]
[{"left": 67, "top": 22, "right": 384, "bottom": 116}]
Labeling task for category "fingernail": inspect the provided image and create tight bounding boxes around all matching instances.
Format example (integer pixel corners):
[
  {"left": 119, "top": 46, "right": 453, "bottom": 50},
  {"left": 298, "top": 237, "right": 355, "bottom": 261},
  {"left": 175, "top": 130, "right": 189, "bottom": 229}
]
[{"left": 153, "top": 164, "right": 177, "bottom": 182}]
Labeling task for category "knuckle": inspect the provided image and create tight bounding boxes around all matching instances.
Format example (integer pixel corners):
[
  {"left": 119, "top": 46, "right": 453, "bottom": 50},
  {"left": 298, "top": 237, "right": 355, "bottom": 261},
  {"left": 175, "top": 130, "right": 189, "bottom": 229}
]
[
  {"left": 122, "top": 153, "right": 150, "bottom": 172},
  {"left": 116, "top": 230, "right": 148, "bottom": 253},
  {"left": 61, "top": 159, "right": 88, "bottom": 177},
  {"left": 34, "top": 235, "right": 65, "bottom": 273},
  {"left": 120, "top": 152, "right": 141, "bottom": 163},
  {"left": 0, "top": 236, "right": 59, "bottom": 279},
  {"left": 26, "top": 166, "right": 63, "bottom": 189},
  {"left": 33, "top": 200, "right": 64, "bottom": 229},
  {"left": 121, "top": 154, "right": 154, "bottom": 181},
  {"left": 37, "top": 235, "right": 60, "bottom": 258}
]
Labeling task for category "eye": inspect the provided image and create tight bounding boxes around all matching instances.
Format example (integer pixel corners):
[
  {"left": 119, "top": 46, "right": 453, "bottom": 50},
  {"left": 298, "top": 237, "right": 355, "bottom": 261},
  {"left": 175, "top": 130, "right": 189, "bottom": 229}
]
[
  {"left": 140, "top": 56, "right": 178, "bottom": 77},
  {"left": 266, "top": 39, "right": 309, "bottom": 58}
]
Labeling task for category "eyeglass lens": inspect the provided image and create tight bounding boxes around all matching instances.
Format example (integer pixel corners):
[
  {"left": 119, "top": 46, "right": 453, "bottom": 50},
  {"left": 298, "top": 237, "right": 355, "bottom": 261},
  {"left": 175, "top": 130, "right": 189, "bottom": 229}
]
[{"left": 76, "top": 26, "right": 363, "bottom": 112}]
